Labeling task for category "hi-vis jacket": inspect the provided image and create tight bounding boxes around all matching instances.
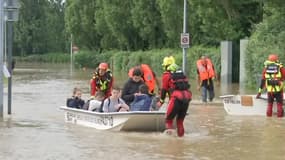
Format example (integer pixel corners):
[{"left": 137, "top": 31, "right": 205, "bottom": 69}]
[
  {"left": 90, "top": 70, "right": 113, "bottom": 98},
  {"left": 261, "top": 60, "right": 285, "bottom": 92},
  {"left": 196, "top": 58, "right": 216, "bottom": 81}
]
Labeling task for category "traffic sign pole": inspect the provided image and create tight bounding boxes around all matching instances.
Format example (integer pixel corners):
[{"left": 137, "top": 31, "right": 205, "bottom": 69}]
[{"left": 182, "top": 0, "right": 188, "bottom": 76}]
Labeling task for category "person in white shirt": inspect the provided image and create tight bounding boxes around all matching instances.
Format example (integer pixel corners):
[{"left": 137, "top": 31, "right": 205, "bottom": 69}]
[{"left": 88, "top": 91, "right": 105, "bottom": 112}]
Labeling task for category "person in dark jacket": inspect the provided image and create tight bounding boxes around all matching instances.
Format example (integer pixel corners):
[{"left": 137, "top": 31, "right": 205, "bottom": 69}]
[
  {"left": 121, "top": 68, "right": 145, "bottom": 106},
  {"left": 66, "top": 87, "right": 85, "bottom": 109}
]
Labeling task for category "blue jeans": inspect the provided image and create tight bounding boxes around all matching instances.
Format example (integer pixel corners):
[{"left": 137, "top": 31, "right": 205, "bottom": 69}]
[
  {"left": 201, "top": 79, "right": 215, "bottom": 102},
  {"left": 201, "top": 86, "right": 215, "bottom": 102}
]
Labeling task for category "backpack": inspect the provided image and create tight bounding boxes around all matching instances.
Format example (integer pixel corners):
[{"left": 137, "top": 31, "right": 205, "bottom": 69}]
[
  {"left": 99, "top": 98, "right": 121, "bottom": 112},
  {"left": 170, "top": 70, "right": 190, "bottom": 90},
  {"left": 82, "top": 99, "right": 103, "bottom": 111}
]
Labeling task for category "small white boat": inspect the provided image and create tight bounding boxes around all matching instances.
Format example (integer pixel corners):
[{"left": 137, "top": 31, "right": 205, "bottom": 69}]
[
  {"left": 60, "top": 106, "right": 166, "bottom": 132},
  {"left": 220, "top": 94, "right": 280, "bottom": 116}
]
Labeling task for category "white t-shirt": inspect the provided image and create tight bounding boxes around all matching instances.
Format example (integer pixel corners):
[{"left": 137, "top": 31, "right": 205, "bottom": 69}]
[{"left": 88, "top": 99, "right": 102, "bottom": 111}]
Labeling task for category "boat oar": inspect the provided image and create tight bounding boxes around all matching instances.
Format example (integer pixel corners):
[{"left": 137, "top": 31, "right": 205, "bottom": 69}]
[{"left": 256, "top": 96, "right": 267, "bottom": 100}]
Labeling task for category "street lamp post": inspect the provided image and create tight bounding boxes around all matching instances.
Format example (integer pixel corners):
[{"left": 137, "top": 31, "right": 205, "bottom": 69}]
[
  {"left": 4, "top": 0, "right": 19, "bottom": 115},
  {"left": 0, "top": 0, "right": 4, "bottom": 118}
]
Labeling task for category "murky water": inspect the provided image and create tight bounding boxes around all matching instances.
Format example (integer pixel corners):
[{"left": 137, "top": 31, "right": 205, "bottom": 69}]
[{"left": 0, "top": 63, "right": 284, "bottom": 160}]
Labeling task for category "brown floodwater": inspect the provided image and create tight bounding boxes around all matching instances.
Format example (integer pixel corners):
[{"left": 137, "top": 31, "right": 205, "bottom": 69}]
[{"left": 0, "top": 62, "right": 284, "bottom": 160}]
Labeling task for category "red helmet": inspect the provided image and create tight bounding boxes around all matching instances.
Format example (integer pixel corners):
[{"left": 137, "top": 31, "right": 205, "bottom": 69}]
[
  {"left": 98, "top": 63, "right": 108, "bottom": 70},
  {"left": 268, "top": 54, "right": 279, "bottom": 62}
]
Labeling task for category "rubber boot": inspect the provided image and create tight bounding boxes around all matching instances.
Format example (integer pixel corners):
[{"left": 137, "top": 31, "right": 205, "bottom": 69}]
[
  {"left": 277, "top": 102, "right": 283, "bottom": 118},
  {"left": 165, "top": 119, "right": 173, "bottom": 129},
  {"left": 176, "top": 119, "right": 184, "bottom": 137},
  {"left": 266, "top": 103, "right": 273, "bottom": 117}
]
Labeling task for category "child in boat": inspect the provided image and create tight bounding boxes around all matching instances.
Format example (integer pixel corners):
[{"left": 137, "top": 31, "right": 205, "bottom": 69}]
[
  {"left": 66, "top": 87, "right": 85, "bottom": 109},
  {"left": 130, "top": 84, "right": 152, "bottom": 111},
  {"left": 102, "top": 87, "right": 129, "bottom": 112},
  {"left": 88, "top": 91, "right": 105, "bottom": 112}
]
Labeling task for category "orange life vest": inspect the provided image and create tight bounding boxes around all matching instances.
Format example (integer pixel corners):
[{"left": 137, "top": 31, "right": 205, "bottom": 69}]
[
  {"left": 196, "top": 58, "right": 215, "bottom": 81},
  {"left": 128, "top": 64, "right": 156, "bottom": 93}
]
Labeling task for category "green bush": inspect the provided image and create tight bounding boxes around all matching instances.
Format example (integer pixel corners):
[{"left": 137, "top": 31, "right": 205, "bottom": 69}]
[
  {"left": 74, "top": 47, "right": 219, "bottom": 79},
  {"left": 15, "top": 52, "right": 69, "bottom": 63},
  {"left": 15, "top": 47, "right": 220, "bottom": 80}
]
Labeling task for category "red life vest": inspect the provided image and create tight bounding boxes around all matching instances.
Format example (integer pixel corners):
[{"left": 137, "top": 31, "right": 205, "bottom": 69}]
[{"left": 196, "top": 58, "right": 215, "bottom": 81}]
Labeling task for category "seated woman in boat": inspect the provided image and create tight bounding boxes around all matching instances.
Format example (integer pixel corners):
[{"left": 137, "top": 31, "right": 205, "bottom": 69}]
[
  {"left": 102, "top": 87, "right": 129, "bottom": 112},
  {"left": 66, "top": 87, "right": 85, "bottom": 109},
  {"left": 130, "top": 84, "right": 152, "bottom": 111},
  {"left": 87, "top": 91, "right": 105, "bottom": 112}
]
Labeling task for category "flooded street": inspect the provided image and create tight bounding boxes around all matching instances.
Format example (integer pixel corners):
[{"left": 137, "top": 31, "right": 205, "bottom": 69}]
[{"left": 0, "top": 63, "right": 284, "bottom": 160}]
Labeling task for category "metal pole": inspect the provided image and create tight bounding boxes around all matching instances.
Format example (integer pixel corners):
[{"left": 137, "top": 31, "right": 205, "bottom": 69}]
[
  {"left": 0, "top": 0, "right": 4, "bottom": 118},
  {"left": 4, "top": 15, "right": 6, "bottom": 62},
  {"left": 182, "top": 0, "right": 187, "bottom": 76},
  {"left": 7, "top": 20, "right": 12, "bottom": 114},
  {"left": 70, "top": 34, "right": 73, "bottom": 76}
]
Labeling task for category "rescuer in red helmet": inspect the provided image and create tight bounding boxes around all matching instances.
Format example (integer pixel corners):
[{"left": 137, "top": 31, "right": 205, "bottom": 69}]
[
  {"left": 90, "top": 62, "right": 113, "bottom": 99},
  {"left": 256, "top": 54, "right": 285, "bottom": 117}
]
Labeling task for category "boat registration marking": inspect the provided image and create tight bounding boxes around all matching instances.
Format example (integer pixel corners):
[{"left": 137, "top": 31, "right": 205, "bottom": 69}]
[
  {"left": 66, "top": 112, "right": 114, "bottom": 126},
  {"left": 223, "top": 97, "right": 241, "bottom": 105}
]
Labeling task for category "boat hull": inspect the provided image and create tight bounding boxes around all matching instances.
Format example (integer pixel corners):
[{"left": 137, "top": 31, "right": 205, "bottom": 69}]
[
  {"left": 60, "top": 106, "right": 166, "bottom": 132},
  {"left": 220, "top": 95, "right": 282, "bottom": 116}
]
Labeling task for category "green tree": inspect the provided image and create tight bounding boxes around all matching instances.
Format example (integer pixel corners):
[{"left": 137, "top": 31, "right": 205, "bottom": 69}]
[
  {"left": 156, "top": 0, "right": 184, "bottom": 48},
  {"left": 96, "top": 0, "right": 141, "bottom": 50},
  {"left": 246, "top": 1, "right": 285, "bottom": 86},
  {"left": 188, "top": 0, "right": 262, "bottom": 46},
  {"left": 94, "top": 0, "right": 119, "bottom": 50},
  {"left": 14, "top": 0, "right": 67, "bottom": 56},
  {"left": 64, "top": 0, "right": 100, "bottom": 50},
  {"left": 45, "top": 0, "right": 67, "bottom": 52},
  {"left": 131, "top": 0, "right": 166, "bottom": 49}
]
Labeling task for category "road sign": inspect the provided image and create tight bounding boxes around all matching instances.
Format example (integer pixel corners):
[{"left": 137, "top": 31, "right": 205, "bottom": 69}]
[
  {"left": 181, "top": 33, "right": 189, "bottom": 48},
  {"left": 72, "top": 45, "right": 79, "bottom": 54}
]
